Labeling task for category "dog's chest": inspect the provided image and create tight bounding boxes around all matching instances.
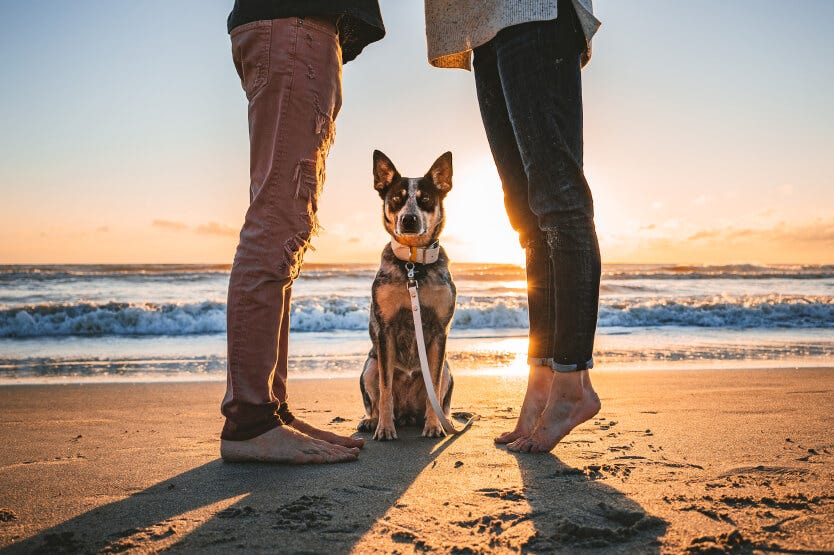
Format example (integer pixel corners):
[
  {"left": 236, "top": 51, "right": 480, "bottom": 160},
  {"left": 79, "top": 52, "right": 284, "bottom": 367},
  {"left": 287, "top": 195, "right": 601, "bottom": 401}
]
[
  {"left": 372, "top": 282, "right": 454, "bottom": 324},
  {"left": 372, "top": 280, "right": 455, "bottom": 372}
]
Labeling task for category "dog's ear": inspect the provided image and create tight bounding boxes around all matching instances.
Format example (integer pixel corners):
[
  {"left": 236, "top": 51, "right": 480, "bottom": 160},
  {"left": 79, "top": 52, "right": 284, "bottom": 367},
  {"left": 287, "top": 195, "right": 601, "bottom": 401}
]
[
  {"left": 373, "top": 150, "right": 399, "bottom": 196},
  {"left": 427, "top": 151, "right": 452, "bottom": 194}
]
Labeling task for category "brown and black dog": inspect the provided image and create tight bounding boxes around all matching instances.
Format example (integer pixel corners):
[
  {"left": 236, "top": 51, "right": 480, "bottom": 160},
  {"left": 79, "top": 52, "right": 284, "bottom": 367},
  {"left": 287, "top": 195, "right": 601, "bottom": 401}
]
[{"left": 358, "top": 151, "right": 456, "bottom": 440}]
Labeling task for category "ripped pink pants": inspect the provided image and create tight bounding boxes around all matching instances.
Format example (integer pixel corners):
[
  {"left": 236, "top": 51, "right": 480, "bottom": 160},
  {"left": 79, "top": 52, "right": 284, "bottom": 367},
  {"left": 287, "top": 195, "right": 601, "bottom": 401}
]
[{"left": 221, "top": 17, "right": 342, "bottom": 441}]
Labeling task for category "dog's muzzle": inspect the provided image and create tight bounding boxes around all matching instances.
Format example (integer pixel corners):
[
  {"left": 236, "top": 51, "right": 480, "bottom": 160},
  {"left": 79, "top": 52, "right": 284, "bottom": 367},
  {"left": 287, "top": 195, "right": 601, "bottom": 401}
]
[{"left": 398, "top": 214, "right": 422, "bottom": 235}]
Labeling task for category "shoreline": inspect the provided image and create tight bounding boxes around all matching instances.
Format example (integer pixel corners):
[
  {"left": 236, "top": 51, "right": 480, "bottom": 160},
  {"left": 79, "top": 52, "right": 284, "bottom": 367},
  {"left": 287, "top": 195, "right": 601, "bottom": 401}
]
[
  {"left": 1, "top": 367, "right": 832, "bottom": 553},
  {"left": 0, "top": 361, "right": 831, "bottom": 386}
]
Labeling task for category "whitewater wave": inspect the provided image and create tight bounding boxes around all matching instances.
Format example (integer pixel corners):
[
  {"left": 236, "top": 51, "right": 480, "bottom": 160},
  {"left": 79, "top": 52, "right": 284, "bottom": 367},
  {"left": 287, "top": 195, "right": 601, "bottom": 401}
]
[
  {"left": 1, "top": 294, "right": 831, "bottom": 338},
  {"left": 599, "top": 295, "right": 834, "bottom": 328},
  {"left": 1, "top": 301, "right": 227, "bottom": 338}
]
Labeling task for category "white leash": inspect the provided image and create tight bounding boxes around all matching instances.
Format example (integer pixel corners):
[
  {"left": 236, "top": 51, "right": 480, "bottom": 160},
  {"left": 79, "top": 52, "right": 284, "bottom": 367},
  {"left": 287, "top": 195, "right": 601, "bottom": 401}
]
[{"left": 405, "top": 262, "right": 474, "bottom": 435}]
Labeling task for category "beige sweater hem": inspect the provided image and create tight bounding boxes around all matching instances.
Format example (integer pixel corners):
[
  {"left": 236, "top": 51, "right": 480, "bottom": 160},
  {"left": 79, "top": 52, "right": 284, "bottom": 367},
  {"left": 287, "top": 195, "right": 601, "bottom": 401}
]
[{"left": 425, "top": 0, "right": 601, "bottom": 71}]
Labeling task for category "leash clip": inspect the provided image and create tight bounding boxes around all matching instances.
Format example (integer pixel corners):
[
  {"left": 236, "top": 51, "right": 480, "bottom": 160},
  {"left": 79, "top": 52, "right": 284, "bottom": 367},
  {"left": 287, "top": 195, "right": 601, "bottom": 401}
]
[{"left": 405, "top": 262, "right": 417, "bottom": 288}]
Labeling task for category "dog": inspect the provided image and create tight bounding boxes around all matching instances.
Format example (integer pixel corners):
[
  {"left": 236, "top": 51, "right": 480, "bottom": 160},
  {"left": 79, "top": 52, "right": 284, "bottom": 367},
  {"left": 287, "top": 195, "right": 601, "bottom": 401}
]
[{"left": 358, "top": 150, "right": 456, "bottom": 440}]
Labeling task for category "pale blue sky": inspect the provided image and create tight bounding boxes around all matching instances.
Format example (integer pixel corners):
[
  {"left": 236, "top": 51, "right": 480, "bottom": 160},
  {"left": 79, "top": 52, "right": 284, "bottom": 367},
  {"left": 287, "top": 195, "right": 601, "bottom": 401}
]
[{"left": 1, "top": 1, "right": 832, "bottom": 263}]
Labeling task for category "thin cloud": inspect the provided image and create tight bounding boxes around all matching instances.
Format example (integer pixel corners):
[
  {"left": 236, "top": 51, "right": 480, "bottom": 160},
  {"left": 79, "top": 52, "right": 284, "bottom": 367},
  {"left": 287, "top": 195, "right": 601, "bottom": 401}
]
[
  {"left": 688, "top": 219, "right": 834, "bottom": 245},
  {"left": 152, "top": 219, "right": 238, "bottom": 237},
  {"left": 688, "top": 229, "right": 721, "bottom": 241},
  {"left": 153, "top": 219, "right": 189, "bottom": 231},
  {"left": 195, "top": 222, "right": 238, "bottom": 237}
]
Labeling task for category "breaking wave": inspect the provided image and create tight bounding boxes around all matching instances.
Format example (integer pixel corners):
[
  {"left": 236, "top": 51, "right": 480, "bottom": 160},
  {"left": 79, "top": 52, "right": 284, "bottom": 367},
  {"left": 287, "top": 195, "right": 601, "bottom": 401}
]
[{"left": 1, "top": 294, "right": 831, "bottom": 338}]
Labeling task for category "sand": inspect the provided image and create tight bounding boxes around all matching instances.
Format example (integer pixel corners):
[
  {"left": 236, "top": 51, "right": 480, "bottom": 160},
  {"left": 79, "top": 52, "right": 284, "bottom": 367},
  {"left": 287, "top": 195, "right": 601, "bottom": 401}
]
[{"left": 0, "top": 368, "right": 832, "bottom": 554}]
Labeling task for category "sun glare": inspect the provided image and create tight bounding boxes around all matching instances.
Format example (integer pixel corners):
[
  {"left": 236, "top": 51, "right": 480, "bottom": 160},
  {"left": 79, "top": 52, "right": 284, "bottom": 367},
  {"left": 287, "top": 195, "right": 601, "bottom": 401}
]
[{"left": 443, "top": 159, "right": 524, "bottom": 265}]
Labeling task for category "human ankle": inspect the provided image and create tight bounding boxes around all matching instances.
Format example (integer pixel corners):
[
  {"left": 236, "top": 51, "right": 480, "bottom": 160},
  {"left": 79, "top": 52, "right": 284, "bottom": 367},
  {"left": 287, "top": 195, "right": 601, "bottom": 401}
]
[{"left": 550, "top": 371, "right": 586, "bottom": 402}]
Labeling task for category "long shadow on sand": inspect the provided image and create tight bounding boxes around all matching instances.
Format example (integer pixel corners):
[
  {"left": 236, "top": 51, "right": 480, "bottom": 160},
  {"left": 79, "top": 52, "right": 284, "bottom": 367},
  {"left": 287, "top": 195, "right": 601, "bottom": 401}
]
[
  {"left": 5, "top": 429, "right": 462, "bottom": 554},
  {"left": 6, "top": 428, "right": 667, "bottom": 554},
  {"left": 511, "top": 451, "right": 667, "bottom": 553}
]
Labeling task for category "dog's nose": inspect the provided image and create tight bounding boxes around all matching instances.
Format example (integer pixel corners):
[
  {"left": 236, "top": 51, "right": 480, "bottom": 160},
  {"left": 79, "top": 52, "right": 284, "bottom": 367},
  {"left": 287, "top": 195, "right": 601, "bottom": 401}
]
[{"left": 400, "top": 214, "right": 420, "bottom": 233}]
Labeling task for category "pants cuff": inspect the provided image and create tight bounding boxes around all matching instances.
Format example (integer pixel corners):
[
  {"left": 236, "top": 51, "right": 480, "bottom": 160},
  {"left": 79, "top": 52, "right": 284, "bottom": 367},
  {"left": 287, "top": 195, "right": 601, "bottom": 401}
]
[
  {"left": 220, "top": 415, "right": 282, "bottom": 441},
  {"left": 552, "top": 358, "right": 594, "bottom": 372}
]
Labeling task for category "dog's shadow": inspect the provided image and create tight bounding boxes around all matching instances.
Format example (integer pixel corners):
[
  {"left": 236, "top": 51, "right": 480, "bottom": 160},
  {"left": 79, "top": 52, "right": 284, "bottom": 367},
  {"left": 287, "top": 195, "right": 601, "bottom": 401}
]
[{"left": 5, "top": 427, "right": 462, "bottom": 554}]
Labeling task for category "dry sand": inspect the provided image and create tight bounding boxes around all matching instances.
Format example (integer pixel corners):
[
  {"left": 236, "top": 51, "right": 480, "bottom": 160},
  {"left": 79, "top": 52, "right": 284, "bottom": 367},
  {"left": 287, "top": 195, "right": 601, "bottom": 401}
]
[{"left": 0, "top": 368, "right": 832, "bottom": 554}]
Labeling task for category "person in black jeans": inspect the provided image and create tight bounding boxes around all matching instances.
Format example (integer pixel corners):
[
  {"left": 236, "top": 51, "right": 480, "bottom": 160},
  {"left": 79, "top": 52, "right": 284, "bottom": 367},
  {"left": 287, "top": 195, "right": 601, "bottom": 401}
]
[{"left": 473, "top": 2, "right": 602, "bottom": 453}]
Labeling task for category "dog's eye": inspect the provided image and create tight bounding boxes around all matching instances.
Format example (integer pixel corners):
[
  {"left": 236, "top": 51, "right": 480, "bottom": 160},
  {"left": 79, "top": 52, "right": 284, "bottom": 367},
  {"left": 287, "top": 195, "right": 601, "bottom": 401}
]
[{"left": 391, "top": 197, "right": 400, "bottom": 203}]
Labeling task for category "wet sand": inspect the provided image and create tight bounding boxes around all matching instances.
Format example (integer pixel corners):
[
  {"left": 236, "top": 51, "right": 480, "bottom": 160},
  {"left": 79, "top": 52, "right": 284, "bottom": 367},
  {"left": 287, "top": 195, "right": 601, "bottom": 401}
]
[{"left": 0, "top": 368, "right": 832, "bottom": 553}]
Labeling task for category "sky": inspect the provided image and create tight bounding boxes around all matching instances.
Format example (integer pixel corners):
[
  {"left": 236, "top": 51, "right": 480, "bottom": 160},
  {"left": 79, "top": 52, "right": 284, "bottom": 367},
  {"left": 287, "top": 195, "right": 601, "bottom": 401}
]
[{"left": 1, "top": 1, "right": 833, "bottom": 265}]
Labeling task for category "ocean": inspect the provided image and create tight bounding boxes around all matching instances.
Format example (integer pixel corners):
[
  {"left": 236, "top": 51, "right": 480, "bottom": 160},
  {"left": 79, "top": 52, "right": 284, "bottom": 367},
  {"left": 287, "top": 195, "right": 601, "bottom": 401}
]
[{"left": 1, "top": 263, "right": 832, "bottom": 383}]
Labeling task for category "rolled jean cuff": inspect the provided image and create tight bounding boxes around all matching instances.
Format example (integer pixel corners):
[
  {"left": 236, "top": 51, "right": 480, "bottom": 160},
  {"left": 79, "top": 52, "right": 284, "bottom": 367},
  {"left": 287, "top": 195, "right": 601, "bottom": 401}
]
[
  {"left": 220, "top": 414, "right": 281, "bottom": 441},
  {"left": 552, "top": 358, "right": 594, "bottom": 372},
  {"left": 527, "top": 356, "right": 554, "bottom": 367}
]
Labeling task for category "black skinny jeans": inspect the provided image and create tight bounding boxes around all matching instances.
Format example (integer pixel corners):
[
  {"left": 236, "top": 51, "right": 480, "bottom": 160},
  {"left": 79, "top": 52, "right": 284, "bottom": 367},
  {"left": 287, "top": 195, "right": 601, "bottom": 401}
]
[{"left": 473, "top": 3, "right": 601, "bottom": 371}]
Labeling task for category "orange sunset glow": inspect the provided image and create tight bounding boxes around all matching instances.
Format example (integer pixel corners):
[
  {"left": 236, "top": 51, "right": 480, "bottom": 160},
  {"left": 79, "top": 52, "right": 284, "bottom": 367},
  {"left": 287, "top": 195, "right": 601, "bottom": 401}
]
[
  {"left": 1, "top": 2, "right": 832, "bottom": 266},
  {"left": 2, "top": 3, "right": 834, "bottom": 554}
]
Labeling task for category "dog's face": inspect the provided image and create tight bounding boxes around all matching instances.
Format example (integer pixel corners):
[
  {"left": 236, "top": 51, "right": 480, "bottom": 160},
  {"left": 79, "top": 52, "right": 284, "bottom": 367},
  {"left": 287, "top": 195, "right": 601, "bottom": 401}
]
[{"left": 373, "top": 150, "right": 452, "bottom": 247}]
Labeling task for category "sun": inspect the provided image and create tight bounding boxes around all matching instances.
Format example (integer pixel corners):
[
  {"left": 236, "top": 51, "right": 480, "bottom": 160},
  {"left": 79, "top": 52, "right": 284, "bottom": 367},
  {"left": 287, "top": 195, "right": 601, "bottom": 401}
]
[{"left": 442, "top": 158, "right": 524, "bottom": 265}]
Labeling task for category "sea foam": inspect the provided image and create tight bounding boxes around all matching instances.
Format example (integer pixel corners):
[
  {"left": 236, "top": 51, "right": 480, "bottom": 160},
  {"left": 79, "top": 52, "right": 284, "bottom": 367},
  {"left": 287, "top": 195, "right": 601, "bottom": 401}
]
[{"left": 1, "top": 294, "right": 831, "bottom": 338}]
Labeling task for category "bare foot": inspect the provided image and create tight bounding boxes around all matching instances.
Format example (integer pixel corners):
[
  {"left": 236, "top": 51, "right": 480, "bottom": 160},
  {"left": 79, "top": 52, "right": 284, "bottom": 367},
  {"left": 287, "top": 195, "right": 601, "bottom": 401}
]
[
  {"left": 495, "top": 365, "right": 554, "bottom": 444},
  {"left": 507, "top": 369, "right": 600, "bottom": 453},
  {"left": 290, "top": 418, "right": 365, "bottom": 449},
  {"left": 220, "top": 426, "right": 359, "bottom": 464}
]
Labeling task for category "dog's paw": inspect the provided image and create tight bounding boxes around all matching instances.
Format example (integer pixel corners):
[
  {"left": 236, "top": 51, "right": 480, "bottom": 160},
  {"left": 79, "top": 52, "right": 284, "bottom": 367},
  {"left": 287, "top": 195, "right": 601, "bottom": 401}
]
[
  {"left": 422, "top": 421, "right": 446, "bottom": 438},
  {"left": 357, "top": 417, "right": 378, "bottom": 432},
  {"left": 373, "top": 422, "right": 398, "bottom": 441}
]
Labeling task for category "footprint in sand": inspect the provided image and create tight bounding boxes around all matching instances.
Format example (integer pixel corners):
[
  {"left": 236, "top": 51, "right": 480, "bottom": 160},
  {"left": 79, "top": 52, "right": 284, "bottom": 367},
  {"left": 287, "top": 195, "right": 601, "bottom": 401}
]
[
  {"left": 475, "top": 487, "right": 526, "bottom": 501},
  {"left": 452, "top": 512, "right": 530, "bottom": 535},
  {"left": 272, "top": 495, "right": 334, "bottom": 531},
  {"left": 521, "top": 504, "right": 664, "bottom": 551}
]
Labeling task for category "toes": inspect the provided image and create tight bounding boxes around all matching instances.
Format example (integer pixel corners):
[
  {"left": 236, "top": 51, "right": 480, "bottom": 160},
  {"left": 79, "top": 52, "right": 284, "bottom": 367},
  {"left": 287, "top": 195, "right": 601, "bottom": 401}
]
[
  {"left": 319, "top": 443, "right": 358, "bottom": 462},
  {"left": 527, "top": 436, "right": 554, "bottom": 453},
  {"left": 323, "top": 432, "right": 365, "bottom": 449},
  {"left": 323, "top": 450, "right": 358, "bottom": 463},
  {"left": 291, "top": 451, "right": 325, "bottom": 464},
  {"left": 291, "top": 446, "right": 356, "bottom": 464},
  {"left": 494, "top": 430, "right": 523, "bottom": 444},
  {"left": 331, "top": 444, "right": 357, "bottom": 456},
  {"left": 507, "top": 437, "right": 532, "bottom": 452},
  {"left": 342, "top": 437, "right": 365, "bottom": 448},
  {"left": 330, "top": 434, "right": 364, "bottom": 448},
  {"left": 421, "top": 426, "right": 446, "bottom": 438},
  {"left": 373, "top": 427, "right": 398, "bottom": 441},
  {"left": 334, "top": 446, "right": 359, "bottom": 462}
]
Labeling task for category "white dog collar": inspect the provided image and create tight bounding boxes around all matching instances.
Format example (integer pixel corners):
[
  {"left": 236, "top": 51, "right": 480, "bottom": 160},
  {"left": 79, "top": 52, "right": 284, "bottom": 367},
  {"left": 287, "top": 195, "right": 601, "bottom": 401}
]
[{"left": 390, "top": 238, "right": 440, "bottom": 264}]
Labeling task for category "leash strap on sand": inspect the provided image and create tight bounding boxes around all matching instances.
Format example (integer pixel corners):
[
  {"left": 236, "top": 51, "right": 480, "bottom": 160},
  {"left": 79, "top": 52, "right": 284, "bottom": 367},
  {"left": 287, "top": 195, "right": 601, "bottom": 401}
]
[{"left": 406, "top": 263, "right": 473, "bottom": 435}]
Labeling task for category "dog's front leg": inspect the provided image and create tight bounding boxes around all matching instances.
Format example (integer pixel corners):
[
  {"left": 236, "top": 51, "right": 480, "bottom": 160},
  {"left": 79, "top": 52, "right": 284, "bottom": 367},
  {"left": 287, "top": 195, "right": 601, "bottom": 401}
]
[
  {"left": 422, "top": 336, "right": 448, "bottom": 438},
  {"left": 358, "top": 357, "right": 379, "bottom": 432},
  {"left": 374, "top": 332, "right": 398, "bottom": 440}
]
